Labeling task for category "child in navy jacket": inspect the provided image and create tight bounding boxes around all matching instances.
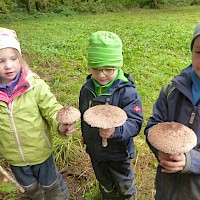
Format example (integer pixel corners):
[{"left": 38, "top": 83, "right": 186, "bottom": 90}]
[
  {"left": 79, "top": 31, "right": 143, "bottom": 200},
  {"left": 144, "top": 21, "right": 200, "bottom": 200}
]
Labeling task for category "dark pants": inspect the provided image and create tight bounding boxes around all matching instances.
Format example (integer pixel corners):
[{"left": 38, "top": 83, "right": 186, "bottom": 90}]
[
  {"left": 10, "top": 155, "right": 67, "bottom": 200},
  {"left": 91, "top": 157, "right": 136, "bottom": 200}
]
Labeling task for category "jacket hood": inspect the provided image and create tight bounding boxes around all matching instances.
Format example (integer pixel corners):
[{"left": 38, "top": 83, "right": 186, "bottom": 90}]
[{"left": 172, "top": 65, "right": 193, "bottom": 101}]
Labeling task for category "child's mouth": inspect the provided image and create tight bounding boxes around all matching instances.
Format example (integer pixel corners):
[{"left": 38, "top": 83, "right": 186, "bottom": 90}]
[{"left": 5, "top": 72, "right": 13, "bottom": 76}]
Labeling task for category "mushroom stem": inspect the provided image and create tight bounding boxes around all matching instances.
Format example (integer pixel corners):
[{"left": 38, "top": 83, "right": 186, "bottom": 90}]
[
  {"left": 0, "top": 166, "right": 25, "bottom": 193},
  {"left": 102, "top": 138, "right": 108, "bottom": 147}
]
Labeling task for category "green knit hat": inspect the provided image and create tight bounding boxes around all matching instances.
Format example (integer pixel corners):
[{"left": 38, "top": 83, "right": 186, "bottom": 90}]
[
  {"left": 88, "top": 31, "right": 123, "bottom": 68},
  {"left": 191, "top": 21, "right": 200, "bottom": 50}
]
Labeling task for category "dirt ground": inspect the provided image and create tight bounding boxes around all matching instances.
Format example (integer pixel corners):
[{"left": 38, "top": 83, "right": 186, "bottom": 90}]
[
  {"left": 0, "top": 153, "right": 95, "bottom": 200},
  {"left": 0, "top": 138, "right": 156, "bottom": 200}
]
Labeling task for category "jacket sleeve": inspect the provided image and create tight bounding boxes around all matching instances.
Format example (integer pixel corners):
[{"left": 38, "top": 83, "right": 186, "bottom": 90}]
[
  {"left": 111, "top": 86, "right": 143, "bottom": 141},
  {"left": 34, "top": 78, "right": 63, "bottom": 135},
  {"left": 183, "top": 147, "right": 200, "bottom": 174},
  {"left": 144, "top": 86, "right": 169, "bottom": 158}
]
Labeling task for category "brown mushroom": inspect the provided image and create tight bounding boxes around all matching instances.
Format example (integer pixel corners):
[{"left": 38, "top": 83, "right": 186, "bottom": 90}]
[
  {"left": 83, "top": 104, "right": 127, "bottom": 147},
  {"left": 148, "top": 121, "right": 197, "bottom": 154},
  {"left": 56, "top": 106, "right": 81, "bottom": 124}
]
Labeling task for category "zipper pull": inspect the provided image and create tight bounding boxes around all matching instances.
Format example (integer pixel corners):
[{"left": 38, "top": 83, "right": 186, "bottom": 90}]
[
  {"left": 189, "top": 106, "right": 197, "bottom": 125},
  {"left": 189, "top": 112, "right": 196, "bottom": 124}
]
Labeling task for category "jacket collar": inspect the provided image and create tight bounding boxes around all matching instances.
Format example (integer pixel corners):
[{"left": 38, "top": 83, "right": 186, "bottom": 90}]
[
  {"left": 85, "top": 72, "right": 135, "bottom": 95},
  {"left": 0, "top": 67, "right": 31, "bottom": 104}
]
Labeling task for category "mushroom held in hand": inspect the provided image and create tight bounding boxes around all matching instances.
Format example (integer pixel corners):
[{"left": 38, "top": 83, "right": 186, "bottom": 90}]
[
  {"left": 148, "top": 121, "right": 197, "bottom": 154},
  {"left": 83, "top": 104, "right": 127, "bottom": 147},
  {"left": 56, "top": 106, "right": 81, "bottom": 124}
]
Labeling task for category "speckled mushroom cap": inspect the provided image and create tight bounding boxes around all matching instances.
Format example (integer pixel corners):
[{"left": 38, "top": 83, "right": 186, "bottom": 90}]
[
  {"left": 83, "top": 105, "right": 127, "bottom": 128},
  {"left": 56, "top": 106, "right": 81, "bottom": 124},
  {"left": 148, "top": 121, "right": 197, "bottom": 154}
]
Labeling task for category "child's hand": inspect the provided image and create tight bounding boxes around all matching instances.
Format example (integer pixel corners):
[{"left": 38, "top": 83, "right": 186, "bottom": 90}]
[
  {"left": 58, "top": 124, "right": 75, "bottom": 136},
  {"left": 99, "top": 127, "right": 115, "bottom": 139},
  {"left": 158, "top": 151, "right": 186, "bottom": 173}
]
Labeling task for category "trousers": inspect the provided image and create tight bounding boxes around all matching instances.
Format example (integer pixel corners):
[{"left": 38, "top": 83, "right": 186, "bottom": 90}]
[
  {"left": 10, "top": 155, "right": 67, "bottom": 200},
  {"left": 91, "top": 157, "right": 136, "bottom": 200}
]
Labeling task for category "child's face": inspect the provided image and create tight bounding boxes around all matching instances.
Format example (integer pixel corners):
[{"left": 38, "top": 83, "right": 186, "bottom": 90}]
[
  {"left": 192, "top": 36, "right": 200, "bottom": 78},
  {"left": 90, "top": 67, "right": 118, "bottom": 85},
  {"left": 0, "top": 48, "right": 21, "bottom": 85}
]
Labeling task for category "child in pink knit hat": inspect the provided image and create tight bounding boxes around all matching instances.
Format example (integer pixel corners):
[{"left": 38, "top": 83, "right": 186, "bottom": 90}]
[{"left": 0, "top": 27, "right": 74, "bottom": 200}]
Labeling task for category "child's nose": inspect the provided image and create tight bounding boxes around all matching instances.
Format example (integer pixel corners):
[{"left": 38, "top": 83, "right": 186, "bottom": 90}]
[
  {"left": 98, "top": 70, "right": 105, "bottom": 77},
  {"left": 4, "top": 61, "right": 12, "bottom": 69}
]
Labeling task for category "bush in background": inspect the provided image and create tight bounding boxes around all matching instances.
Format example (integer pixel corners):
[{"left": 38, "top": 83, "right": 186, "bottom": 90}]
[{"left": 1, "top": 0, "right": 200, "bottom": 15}]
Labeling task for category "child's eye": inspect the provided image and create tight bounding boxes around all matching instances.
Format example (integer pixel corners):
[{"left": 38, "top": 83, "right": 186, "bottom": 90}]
[
  {"left": 11, "top": 56, "right": 17, "bottom": 61},
  {"left": 105, "top": 69, "right": 113, "bottom": 72}
]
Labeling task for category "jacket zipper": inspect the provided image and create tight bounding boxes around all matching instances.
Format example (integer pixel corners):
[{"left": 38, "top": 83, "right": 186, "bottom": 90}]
[{"left": 8, "top": 102, "right": 27, "bottom": 164}]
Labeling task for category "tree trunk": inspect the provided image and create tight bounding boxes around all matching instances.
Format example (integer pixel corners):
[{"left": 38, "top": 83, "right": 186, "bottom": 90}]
[
  {"left": 153, "top": 0, "right": 158, "bottom": 6},
  {"left": 35, "top": 1, "right": 45, "bottom": 11},
  {"left": 25, "top": 0, "right": 31, "bottom": 12}
]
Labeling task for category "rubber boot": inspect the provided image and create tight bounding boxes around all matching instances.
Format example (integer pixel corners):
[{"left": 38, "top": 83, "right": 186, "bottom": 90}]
[
  {"left": 23, "top": 181, "right": 44, "bottom": 200},
  {"left": 42, "top": 179, "right": 67, "bottom": 200}
]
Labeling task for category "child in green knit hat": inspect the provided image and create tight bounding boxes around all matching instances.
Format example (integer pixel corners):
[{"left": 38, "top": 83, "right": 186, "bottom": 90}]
[{"left": 79, "top": 31, "right": 143, "bottom": 200}]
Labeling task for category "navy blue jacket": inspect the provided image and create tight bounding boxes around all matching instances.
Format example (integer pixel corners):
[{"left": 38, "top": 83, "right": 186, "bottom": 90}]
[
  {"left": 79, "top": 73, "right": 143, "bottom": 161},
  {"left": 144, "top": 65, "right": 200, "bottom": 200}
]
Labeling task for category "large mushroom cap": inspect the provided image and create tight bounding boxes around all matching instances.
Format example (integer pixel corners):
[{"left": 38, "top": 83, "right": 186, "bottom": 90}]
[
  {"left": 148, "top": 121, "right": 197, "bottom": 154},
  {"left": 56, "top": 106, "right": 81, "bottom": 124},
  {"left": 83, "top": 104, "right": 127, "bottom": 128}
]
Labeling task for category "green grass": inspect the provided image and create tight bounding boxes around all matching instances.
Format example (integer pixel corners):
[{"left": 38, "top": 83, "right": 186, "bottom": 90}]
[
  {"left": 0, "top": 181, "right": 17, "bottom": 195},
  {"left": 0, "top": 6, "right": 200, "bottom": 199}
]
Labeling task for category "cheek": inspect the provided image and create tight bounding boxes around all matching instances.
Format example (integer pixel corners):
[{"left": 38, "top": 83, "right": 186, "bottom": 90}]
[
  {"left": 192, "top": 56, "right": 200, "bottom": 72},
  {"left": 108, "top": 74, "right": 116, "bottom": 81},
  {"left": 193, "top": 64, "right": 200, "bottom": 77},
  {"left": 91, "top": 73, "right": 98, "bottom": 80},
  {"left": 0, "top": 66, "right": 4, "bottom": 75}
]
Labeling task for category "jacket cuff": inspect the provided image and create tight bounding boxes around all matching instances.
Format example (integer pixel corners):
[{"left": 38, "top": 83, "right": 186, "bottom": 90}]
[{"left": 182, "top": 152, "right": 191, "bottom": 173}]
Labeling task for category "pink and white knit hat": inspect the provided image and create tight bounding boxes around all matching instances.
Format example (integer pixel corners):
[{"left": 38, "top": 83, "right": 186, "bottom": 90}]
[{"left": 0, "top": 27, "right": 21, "bottom": 54}]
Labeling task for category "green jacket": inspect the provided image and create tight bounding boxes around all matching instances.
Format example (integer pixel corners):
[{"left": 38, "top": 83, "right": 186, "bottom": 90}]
[{"left": 0, "top": 68, "right": 62, "bottom": 166}]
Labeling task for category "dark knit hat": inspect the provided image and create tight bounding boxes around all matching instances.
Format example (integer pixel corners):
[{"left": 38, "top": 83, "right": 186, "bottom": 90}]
[
  {"left": 88, "top": 31, "right": 123, "bottom": 68},
  {"left": 191, "top": 21, "right": 200, "bottom": 51}
]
